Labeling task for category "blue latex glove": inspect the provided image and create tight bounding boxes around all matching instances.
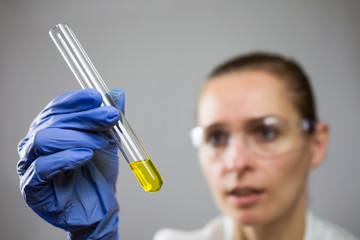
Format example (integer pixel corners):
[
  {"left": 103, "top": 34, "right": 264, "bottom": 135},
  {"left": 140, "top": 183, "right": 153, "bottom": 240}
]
[{"left": 17, "top": 88, "right": 125, "bottom": 240}]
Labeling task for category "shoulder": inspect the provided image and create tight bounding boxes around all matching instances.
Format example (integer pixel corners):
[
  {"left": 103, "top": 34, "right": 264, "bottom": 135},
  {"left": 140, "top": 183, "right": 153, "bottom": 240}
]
[
  {"left": 305, "top": 212, "right": 359, "bottom": 240},
  {"left": 153, "top": 215, "right": 233, "bottom": 240}
]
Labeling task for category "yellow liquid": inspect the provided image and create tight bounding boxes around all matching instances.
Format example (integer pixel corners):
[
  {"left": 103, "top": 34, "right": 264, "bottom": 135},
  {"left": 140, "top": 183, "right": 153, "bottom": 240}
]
[{"left": 129, "top": 158, "right": 163, "bottom": 192}]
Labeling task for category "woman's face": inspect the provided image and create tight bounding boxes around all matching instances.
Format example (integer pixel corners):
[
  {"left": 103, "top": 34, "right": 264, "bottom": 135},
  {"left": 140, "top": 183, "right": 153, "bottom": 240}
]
[{"left": 197, "top": 70, "right": 323, "bottom": 226}]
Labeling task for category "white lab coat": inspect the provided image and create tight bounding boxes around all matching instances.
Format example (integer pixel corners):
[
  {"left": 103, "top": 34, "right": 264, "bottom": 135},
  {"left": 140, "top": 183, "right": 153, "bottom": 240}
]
[{"left": 153, "top": 212, "right": 359, "bottom": 240}]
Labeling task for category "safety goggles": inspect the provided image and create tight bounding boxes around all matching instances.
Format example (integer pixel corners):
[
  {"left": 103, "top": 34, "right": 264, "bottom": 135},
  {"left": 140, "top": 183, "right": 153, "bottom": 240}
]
[{"left": 190, "top": 115, "right": 315, "bottom": 158}]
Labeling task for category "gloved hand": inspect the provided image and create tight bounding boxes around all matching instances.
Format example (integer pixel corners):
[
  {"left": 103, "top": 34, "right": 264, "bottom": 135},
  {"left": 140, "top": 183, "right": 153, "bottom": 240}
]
[{"left": 17, "top": 87, "right": 125, "bottom": 240}]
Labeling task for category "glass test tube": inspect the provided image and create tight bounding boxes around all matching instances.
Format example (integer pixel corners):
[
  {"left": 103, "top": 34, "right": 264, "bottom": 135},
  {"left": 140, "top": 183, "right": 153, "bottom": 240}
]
[{"left": 49, "top": 23, "right": 163, "bottom": 192}]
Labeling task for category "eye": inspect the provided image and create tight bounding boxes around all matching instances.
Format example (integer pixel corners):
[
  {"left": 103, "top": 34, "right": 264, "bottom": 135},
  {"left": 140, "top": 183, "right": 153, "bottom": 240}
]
[
  {"left": 204, "top": 129, "right": 229, "bottom": 147},
  {"left": 253, "top": 125, "right": 280, "bottom": 142}
]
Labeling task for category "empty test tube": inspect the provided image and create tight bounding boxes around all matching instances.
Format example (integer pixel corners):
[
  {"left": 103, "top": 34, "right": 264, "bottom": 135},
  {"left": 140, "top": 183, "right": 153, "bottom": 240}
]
[{"left": 49, "top": 23, "right": 163, "bottom": 192}]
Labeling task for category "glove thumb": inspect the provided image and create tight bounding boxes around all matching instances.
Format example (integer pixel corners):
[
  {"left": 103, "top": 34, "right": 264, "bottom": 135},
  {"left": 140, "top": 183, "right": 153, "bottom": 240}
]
[{"left": 108, "top": 87, "right": 125, "bottom": 114}]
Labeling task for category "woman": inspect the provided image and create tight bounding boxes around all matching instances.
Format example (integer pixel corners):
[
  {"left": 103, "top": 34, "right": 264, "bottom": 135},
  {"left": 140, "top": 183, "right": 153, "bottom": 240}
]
[
  {"left": 154, "top": 53, "right": 358, "bottom": 240},
  {"left": 17, "top": 52, "right": 358, "bottom": 240}
]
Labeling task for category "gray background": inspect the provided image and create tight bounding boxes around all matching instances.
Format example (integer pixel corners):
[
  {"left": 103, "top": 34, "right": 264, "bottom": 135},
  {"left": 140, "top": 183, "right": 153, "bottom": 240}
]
[{"left": 1, "top": 0, "right": 359, "bottom": 239}]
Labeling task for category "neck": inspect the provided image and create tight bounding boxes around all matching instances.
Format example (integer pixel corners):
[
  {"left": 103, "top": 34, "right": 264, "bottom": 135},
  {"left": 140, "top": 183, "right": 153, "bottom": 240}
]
[{"left": 233, "top": 188, "right": 307, "bottom": 240}]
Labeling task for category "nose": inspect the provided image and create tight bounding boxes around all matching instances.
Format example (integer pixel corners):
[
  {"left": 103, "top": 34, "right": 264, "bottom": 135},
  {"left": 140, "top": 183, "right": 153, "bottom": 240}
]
[{"left": 223, "top": 134, "right": 253, "bottom": 171}]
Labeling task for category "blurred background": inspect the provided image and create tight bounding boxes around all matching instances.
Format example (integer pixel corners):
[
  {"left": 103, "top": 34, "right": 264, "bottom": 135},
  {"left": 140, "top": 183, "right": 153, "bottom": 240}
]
[{"left": 1, "top": 0, "right": 359, "bottom": 239}]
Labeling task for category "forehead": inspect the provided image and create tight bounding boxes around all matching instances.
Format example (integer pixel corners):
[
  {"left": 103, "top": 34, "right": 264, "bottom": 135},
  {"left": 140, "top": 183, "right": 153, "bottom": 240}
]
[{"left": 197, "top": 70, "right": 299, "bottom": 127}]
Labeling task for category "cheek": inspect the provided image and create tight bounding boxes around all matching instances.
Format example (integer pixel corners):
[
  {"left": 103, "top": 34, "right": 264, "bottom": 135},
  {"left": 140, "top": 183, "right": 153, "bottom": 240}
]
[
  {"left": 199, "top": 159, "right": 221, "bottom": 190},
  {"left": 199, "top": 148, "right": 217, "bottom": 180},
  {"left": 199, "top": 152, "right": 225, "bottom": 199},
  {"left": 264, "top": 149, "right": 311, "bottom": 206}
]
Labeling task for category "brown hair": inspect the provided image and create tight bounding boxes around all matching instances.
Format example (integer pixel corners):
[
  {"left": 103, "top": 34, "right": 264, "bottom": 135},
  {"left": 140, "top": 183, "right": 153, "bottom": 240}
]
[{"left": 208, "top": 52, "right": 318, "bottom": 122}]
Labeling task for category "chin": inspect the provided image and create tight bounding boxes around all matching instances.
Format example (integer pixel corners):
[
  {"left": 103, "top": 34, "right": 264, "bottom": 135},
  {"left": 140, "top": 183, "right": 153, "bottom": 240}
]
[{"left": 227, "top": 207, "right": 269, "bottom": 226}]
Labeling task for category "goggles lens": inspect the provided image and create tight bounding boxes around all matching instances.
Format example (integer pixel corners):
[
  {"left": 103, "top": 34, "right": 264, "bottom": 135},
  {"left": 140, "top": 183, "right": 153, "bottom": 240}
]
[{"left": 190, "top": 116, "right": 315, "bottom": 158}]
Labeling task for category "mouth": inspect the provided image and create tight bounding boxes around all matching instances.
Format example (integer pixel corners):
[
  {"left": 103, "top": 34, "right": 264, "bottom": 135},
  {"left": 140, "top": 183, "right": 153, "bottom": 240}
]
[{"left": 227, "top": 187, "right": 265, "bottom": 206}]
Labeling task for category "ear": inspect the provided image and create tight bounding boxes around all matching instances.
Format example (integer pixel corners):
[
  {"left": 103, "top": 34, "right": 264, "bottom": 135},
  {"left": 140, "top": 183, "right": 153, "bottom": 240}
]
[{"left": 309, "top": 122, "right": 330, "bottom": 169}]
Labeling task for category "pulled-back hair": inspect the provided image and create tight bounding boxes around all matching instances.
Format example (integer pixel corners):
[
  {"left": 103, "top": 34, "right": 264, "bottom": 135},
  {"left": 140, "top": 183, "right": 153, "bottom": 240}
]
[{"left": 208, "top": 52, "right": 318, "bottom": 122}]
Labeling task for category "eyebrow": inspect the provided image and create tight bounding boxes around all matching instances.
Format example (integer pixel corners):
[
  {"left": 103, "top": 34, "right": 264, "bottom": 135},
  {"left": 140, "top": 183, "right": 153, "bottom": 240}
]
[
  {"left": 202, "top": 122, "right": 228, "bottom": 131},
  {"left": 202, "top": 115, "right": 285, "bottom": 130}
]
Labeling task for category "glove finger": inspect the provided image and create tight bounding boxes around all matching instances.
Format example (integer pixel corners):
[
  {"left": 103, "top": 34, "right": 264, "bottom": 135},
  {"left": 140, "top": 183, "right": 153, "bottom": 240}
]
[
  {"left": 25, "top": 148, "right": 93, "bottom": 184},
  {"left": 32, "top": 105, "right": 120, "bottom": 132},
  {"left": 39, "top": 89, "right": 102, "bottom": 117},
  {"left": 19, "top": 89, "right": 119, "bottom": 152},
  {"left": 20, "top": 148, "right": 93, "bottom": 208},
  {"left": 29, "top": 128, "right": 110, "bottom": 161},
  {"left": 108, "top": 87, "right": 125, "bottom": 114}
]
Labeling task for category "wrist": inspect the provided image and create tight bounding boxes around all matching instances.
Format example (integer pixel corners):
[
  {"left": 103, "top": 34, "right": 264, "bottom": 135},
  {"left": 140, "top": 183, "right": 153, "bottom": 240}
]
[{"left": 68, "top": 213, "right": 119, "bottom": 240}]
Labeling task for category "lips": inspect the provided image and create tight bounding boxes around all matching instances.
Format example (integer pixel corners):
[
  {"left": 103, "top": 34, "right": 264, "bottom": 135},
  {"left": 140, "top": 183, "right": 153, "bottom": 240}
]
[
  {"left": 229, "top": 187, "right": 263, "bottom": 196},
  {"left": 227, "top": 187, "right": 265, "bottom": 206}
]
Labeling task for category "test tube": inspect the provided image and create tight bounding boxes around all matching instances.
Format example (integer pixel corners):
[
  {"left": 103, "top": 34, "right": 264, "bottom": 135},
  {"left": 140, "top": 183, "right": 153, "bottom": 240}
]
[{"left": 49, "top": 23, "right": 163, "bottom": 192}]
